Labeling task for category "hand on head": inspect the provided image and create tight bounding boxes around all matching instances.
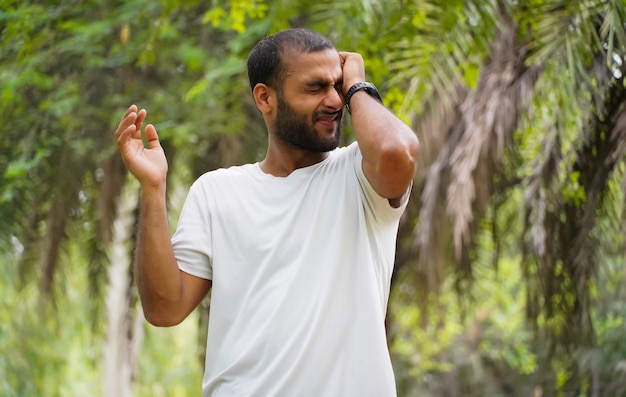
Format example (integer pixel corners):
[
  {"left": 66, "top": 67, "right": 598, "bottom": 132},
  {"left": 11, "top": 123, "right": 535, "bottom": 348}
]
[{"left": 338, "top": 52, "right": 366, "bottom": 94}]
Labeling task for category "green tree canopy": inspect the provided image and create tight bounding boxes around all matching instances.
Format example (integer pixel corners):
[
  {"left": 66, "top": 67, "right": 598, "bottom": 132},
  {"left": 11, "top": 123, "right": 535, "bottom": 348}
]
[{"left": 2, "top": 0, "right": 626, "bottom": 395}]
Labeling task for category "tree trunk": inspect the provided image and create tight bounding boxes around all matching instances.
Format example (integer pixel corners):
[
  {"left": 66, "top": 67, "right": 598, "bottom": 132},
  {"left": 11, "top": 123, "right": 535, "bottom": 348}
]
[{"left": 102, "top": 182, "right": 144, "bottom": 397}]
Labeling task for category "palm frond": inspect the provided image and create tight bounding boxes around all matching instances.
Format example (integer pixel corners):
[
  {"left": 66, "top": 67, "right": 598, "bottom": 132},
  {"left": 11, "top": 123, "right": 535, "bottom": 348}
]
[
  {"left": 386, "top": 0, "right": 509, "bottom": 114},
  {"left": 413, "top": 16, "right": 542, "bottom": 276}
]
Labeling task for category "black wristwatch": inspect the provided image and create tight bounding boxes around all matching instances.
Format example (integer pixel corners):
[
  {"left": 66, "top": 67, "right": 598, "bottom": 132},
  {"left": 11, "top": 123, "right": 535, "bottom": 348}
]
[{"left": 345, "top": 82, "right": 383, "bottom": 112}]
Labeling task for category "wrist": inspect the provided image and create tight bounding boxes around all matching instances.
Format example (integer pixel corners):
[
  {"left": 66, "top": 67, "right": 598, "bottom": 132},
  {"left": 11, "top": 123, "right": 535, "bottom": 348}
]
[
  {"left": 343, "top": 79, "right": 364, "bottom": 94},
  {"left": 140, "top": 182, "right": 167, "bottom": 201},
  {"left": 345, "top": 82, "right": 383, "bottom": 112}
]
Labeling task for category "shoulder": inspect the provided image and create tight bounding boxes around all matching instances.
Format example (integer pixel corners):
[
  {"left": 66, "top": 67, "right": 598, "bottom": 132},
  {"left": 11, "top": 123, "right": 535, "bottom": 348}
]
[
  {"left": 194, "top": 163, "right": 259, "bottom": 185},
  {"left": 320, "top": 142, "right": 360, "bottom": 171},
  {"left": 185, "top": 164, "right": 260, "bottom": 203},
  {"left": 330, "top": 141, "right": 359, "bottom": 159}
]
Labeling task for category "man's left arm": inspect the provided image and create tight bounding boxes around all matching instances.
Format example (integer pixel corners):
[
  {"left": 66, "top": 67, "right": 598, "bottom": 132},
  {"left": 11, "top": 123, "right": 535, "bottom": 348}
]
[{"left": 340, "top": 52, "right": 420, "bottom": 208}]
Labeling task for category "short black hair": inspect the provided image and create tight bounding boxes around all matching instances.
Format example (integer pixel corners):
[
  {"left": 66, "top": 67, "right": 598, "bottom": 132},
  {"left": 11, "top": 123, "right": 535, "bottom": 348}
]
[{"left": 247, "top": 28, "right": 335, "bottom": 92}]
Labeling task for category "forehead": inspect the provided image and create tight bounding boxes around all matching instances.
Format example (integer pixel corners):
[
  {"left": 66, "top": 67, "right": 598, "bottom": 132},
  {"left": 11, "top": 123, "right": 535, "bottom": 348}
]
[{"left": 281, "top": 48, "right": 342, "bottom": 83}]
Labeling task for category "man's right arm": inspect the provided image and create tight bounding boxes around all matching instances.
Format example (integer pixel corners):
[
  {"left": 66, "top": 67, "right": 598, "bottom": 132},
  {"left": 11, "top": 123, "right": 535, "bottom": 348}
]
[
  {"left": 115, "top": 105, "right": 210, "bottom": 326},
  {"left": 135, "top": 185, "right": 211, "bottom": 326}
]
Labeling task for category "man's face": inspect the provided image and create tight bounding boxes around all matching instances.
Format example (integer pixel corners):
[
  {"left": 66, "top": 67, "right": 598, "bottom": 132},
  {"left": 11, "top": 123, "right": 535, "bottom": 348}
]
[
  {"left": 274, "top": 92, "right": 344, "bottom": 152},
  {"left": 272, "top": 48, "right": 345, "bottom": 152}
]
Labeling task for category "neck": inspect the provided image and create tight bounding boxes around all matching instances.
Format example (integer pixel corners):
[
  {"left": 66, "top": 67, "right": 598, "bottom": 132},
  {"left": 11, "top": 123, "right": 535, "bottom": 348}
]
[{"left": 260, "top": 139, "right": 329, "bottom": 177}]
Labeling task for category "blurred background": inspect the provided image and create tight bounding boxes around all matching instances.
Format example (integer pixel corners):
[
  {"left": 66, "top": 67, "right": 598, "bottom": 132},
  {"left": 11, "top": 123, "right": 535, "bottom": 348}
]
[{"left": 2, "top": 0, "right": 626, "bottom": 396}]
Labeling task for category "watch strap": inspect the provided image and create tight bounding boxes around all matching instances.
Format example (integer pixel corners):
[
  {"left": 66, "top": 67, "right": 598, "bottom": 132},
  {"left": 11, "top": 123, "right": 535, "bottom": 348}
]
[{"left": 345, "top": 82, "right": 383, "bottom": 112}]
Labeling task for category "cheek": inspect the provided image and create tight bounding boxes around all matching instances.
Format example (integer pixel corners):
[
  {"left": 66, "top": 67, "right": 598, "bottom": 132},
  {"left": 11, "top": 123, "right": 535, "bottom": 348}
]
[
  {"left": 285, "top": 92, "right": 317, "bottom": 112},
  {"left": 288, "top": 103, "right": 315, "bottom": 122},
  {"left": 291, "top": 101, "right": 313, "bottom": 117}
]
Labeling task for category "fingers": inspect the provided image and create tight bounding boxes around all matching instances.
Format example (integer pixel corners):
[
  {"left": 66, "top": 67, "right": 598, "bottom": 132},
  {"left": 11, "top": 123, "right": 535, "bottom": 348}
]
[
  {"left": 115, "top": 105, "right": 161, "bottom": 153},
  {"left": 135, "top": 108, "right": 147, "bottom": 130},
  {"left": 116, "top": 105, "right": 137, "bottom": 138},
  {"left": 338, "top": 51, "right": 362, "bottom": 64},
  {"left": 115, "top": 105, "right": 148, "bottom": 140},
  {"left": 124, "top": 104, "right": 138, "bottom": 118},
  {"left": 338, "top": 52, "right": 365, "bottom": 91},
  {"left": 144, "top": 124, "right": 161, "bottom": 149}
]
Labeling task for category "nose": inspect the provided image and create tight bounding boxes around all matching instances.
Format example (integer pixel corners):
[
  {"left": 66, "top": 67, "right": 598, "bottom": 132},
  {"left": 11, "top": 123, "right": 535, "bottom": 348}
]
[{"left": 323, "top": 87, "right": 344, "bottom": 111}]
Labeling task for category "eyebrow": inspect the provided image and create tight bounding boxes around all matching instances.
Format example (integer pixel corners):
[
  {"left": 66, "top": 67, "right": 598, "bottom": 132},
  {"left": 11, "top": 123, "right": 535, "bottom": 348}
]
[{"left": 305, "top": 78, "right": 343, "bottom": 88}]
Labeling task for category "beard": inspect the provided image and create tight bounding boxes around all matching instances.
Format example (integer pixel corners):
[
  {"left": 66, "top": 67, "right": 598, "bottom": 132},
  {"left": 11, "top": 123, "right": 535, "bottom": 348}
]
[{"left": 274, "top": 94, "right": 344, "bottom": 153}]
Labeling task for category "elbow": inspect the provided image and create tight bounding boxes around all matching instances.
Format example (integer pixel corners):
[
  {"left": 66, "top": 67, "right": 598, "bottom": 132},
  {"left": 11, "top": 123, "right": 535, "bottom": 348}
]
[
  {"left": 383, "top": 127, "right": 420, "bottom": 163},
  {"left": 376, "top": 133, "right": 420, "bottom": 199},
  {"left": 382, "top": 132, "right": 420, "bottom": 176},
  {"left": 142, "top": 306, "right": 184, "bottom": 327},
  {"left": 404, "top": 130, "right": 421, "bottom": 164}
]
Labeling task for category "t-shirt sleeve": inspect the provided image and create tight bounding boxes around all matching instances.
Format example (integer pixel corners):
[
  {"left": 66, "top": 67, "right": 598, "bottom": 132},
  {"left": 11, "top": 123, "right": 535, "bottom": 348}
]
[
  {"left": 351, "top": 143, "right": 411, "bottom": 222},
  {"left": 171, "top": 178, "right": 213, "bottom": 280}
]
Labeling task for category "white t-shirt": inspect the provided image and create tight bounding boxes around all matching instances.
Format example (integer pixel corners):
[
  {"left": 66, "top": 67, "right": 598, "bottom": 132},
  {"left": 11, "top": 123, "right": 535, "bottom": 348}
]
[{"left": 172, "top": 142, "right": 408, "bottom": 397}]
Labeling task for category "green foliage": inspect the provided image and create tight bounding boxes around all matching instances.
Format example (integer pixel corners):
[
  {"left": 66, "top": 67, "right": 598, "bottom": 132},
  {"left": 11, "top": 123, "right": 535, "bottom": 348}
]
[
  {"left": 0, "top": 244, "right": 100, "bottom": 396},
  {"left": 2, "top": 0, "right": 626, "bottom": 396},
  {"left": 0, "top": 1, "right": 268, "bottom": 394},
  {"left": 382, "top": 0, "right": 504, "bottom": 116},
  {"left": 135, "top": 319, "right": 203, "bottom": 397},
  {"left": 391, "top": 253, "right": 538, "bottom": 396},
  {"left": 202, "top": 0, "right": 268, "bottom": 33}
]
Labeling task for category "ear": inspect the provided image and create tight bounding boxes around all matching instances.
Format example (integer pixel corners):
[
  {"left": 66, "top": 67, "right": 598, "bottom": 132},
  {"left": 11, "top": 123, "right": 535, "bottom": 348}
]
[{"left": 252, "top": 83, "right": 275, "bottom": 115}]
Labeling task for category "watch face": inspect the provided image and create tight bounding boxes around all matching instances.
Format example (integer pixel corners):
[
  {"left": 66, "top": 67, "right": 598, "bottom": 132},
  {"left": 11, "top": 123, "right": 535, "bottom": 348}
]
[{"left": 364, "top": 86, "right": 376, "bottom": 97}]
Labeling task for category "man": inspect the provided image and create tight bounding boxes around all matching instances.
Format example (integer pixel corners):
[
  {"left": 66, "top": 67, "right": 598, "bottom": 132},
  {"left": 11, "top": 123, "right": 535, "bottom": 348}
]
[{"left": 115, "top": 28, "right": 419, "bottom": 396}]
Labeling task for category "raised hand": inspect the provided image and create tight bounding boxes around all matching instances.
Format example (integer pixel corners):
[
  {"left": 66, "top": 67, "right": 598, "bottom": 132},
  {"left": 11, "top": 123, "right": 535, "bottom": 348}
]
[{"left": 115, "top": 105, "right": 168, "bottom": 188}]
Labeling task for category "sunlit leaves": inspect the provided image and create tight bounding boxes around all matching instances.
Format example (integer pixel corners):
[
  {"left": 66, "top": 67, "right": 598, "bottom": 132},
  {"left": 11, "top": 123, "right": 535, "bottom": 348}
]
[
  {"left": 385, "top": 0, "right": 505, "bottom": 114},
  {"left": 202, "top": 0, "right": 268, "bottom": 33},
  {"left": 2, "top": 0, "right": 626, "bottom": 395}
]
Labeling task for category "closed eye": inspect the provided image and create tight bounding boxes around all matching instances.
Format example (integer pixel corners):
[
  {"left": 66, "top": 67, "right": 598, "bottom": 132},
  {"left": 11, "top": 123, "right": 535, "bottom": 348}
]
[
  {"left": 305, "top": 82, "right": 325, "bottom": 94},
  {"left": 305, "top": 79, "right": 343, "bottom": 95}
]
